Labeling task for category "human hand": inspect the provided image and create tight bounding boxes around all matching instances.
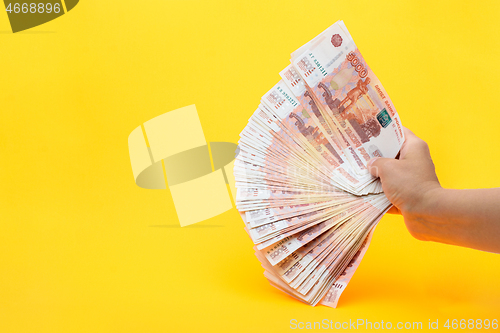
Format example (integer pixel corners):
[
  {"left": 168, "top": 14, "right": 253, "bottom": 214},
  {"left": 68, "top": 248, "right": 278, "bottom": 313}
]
[{"left": 368, "top": 127, "right": 442, "bottom": 240}]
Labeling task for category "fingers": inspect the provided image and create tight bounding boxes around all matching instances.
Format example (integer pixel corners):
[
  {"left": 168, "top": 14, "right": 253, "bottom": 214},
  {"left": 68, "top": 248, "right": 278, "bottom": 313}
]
[
  {"left": 401, "top": 127, "right": 422, "bottom": 148},
  {"left": 399, "top": 126, "right": 430, "bottom": 161},
  {"left": 397, "top": 127, "right": 418, "bottom": 159},
  {"left": 402, "top": 126, "right": 417, "bottom": 139},
  {"left": 367, "top": 157, "right": 395, "bottom": 178}
]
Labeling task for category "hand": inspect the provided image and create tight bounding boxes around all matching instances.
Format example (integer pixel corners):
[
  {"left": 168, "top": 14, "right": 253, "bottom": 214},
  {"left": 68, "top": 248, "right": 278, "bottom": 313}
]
[{"left": 368, "top": 127, "right": 442, "bottom": 240}]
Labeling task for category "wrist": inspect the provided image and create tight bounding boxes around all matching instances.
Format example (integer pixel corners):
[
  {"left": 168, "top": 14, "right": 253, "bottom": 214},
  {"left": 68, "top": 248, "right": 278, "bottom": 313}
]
[
  {"left": 420, "top": 185, "right": 446, "bottom": 219},
  {"left": 402, "top": 184, "right": 445, "bottom": 241}
]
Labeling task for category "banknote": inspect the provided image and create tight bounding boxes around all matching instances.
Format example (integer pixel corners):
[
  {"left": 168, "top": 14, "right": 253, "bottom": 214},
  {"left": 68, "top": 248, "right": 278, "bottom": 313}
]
[
  {"left": 290, "top": 21, "right": 404, "bottom": 171},
  {"left": 235, "top": 20, "right": 403, "bottom": 308}
]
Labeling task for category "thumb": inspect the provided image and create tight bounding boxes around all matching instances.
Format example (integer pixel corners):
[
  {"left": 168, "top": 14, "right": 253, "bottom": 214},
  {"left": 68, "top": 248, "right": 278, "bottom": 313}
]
[{"left": 367, "top": 157, "right": 394, "bottom": 178}]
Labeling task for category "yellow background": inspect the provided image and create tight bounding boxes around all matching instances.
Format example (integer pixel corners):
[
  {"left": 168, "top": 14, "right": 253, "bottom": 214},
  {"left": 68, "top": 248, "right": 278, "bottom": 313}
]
[{"left": 1, "top": 0, "right": 499, "bottom": 332}]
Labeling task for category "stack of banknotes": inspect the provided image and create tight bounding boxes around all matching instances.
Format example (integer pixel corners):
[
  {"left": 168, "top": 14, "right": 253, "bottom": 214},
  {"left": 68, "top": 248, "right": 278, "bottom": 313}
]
[{"left": 234, "top": 21, "right": 405, "bottom": 308}]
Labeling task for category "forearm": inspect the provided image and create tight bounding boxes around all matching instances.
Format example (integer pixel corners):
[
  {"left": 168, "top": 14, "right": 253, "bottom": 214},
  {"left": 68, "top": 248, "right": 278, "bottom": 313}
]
[{"left": 416, "top": 188, "right": 500, "bottom": 253}]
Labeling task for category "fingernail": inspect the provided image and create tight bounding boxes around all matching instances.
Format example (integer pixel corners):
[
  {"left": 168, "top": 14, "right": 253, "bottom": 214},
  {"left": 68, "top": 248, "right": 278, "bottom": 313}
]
[{"left": 367, "top": 157, "right": 379, "bottom": 169}]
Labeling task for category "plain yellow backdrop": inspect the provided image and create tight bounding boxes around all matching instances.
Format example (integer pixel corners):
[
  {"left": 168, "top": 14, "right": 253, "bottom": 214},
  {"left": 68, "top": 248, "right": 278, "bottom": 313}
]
[{"left": 1, "top": 1, "right": 499, "bottom": 332}]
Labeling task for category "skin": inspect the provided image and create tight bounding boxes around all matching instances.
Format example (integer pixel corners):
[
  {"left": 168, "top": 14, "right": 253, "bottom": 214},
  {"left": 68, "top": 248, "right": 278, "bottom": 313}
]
[{"left": 367, "top": 127, "right": 500, "bottom": 254}]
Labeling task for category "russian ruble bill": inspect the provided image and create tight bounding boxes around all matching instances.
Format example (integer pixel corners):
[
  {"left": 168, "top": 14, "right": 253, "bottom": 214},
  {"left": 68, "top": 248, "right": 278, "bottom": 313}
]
[{"left": 235, "top": 20, "right": 404, "bottom": 308}]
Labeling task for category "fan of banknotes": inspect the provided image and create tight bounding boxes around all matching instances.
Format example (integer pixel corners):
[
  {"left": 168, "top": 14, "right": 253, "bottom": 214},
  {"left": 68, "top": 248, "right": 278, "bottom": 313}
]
[{"left": 234, "top": 21, "right": 405, "bottom": 308}]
